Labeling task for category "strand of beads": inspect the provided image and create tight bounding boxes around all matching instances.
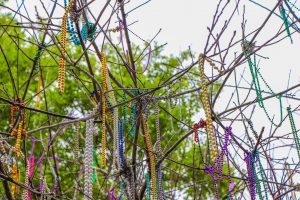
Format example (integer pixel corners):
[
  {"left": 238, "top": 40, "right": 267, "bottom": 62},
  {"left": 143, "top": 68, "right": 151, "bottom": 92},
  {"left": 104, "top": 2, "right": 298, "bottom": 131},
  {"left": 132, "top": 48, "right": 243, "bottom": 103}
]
[
  {"left": 15, "top": 121, "right": 23, "bottom": 157},
  {"left": 279, "top": 3, "right": 293, "bottom": 43},
  {"left": 154, "top": 100, "right": 163, "bottom": 200},
  {"left": 74, "top": 122, "right": 80, "bottom": 162},
  {"left": 21, "top": 159, "right": 30, "bottom": 200},
  {"left": 256, "top": 151, "right": 269, "bottom": 200},
  {"left": 243, "top": 44, "right": 283, "bottom": 127},
  {"left": 106, "top": 68, "right": 119, "bottom": 170},
  {"left": 244, "top": 151, "right": 256, "bottom": 200},
  {"left": 122, "top": 92, "right": 128, "bottom": 131},
  {"left": 251, "top": 152, "right": 263, "bottom": 200},
  {"left": 0, "top": 141, "right": 7, "bottom": 164},
  {"left": 204, "top": 127, "right": 233, "bottom": 200},
  {"left": 28, "top": 137, "right": 36, "bottom": 200},
  {"left": 109, "top": 187, "right": 119, "bottom": 200},
  {"left": 118, "top": 119, "right": 125, "bottom": 168},
  {"left": 146, "top": 171, "right": 151, "bottom": 200},
  {"left": 58, "top": 0, "right": 74, "bottom": 93},
  {"left": 287, "top": 106, "right": 300, "bottom": 159},
  {"left": 36, "top": 69, "right": 42, "bottom": 109},
  {"left": 84, "top": 117, "right": 94, "bottom": 200},
  {"left": 100, "top": 52, "right": 107, "bottom": 167},
  {"left": 198, "top": 54, "right": 218, "bottom": 162},
  {"left": 141, "top": 114, "right": 156, "bottom": 200},
  {"left": 10, "top": 164, "right": 20, "bottom": 198}
]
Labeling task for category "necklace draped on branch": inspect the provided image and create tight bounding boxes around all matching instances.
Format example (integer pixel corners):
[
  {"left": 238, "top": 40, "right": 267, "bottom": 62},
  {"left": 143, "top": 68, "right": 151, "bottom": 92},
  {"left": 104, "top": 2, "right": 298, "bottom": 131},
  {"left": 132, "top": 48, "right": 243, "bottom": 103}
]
[
  {"left": 10, "top": 101, "right": 27, "bottom": 158},
  {"left": 154, "top": 100, "right": 164, "bottom": 200},
  {"left": 84, "top": 106, "right": 98, "bottom": 200},
  {"left": 198, "top": 54, "right": 221, "bottom": 162},
  {"left": 287, "top": 106, "right": 300, "bottom": 159},
  {"left": 279, "top": 3, "right": 293, "bottom": 43},
  {"left": 141, "top": 114, "right": 157, "bottom": 200},
  {"left": 204, "top": 127, "right": 234, "bottom": 200},
  {"left": 100, "top": 52, "right": 108, "bottom": 167},
  {"left": 58, "top": 0, "right": 74, "bottom": 93},
  {"left": 243, "top": 41, "right": 283, "bottom": 127},
  {"left": 10, "top": 164, "right": 20, "bottom": 198},
  {"left": 244, "top": 151, "right": 256, "bottom": 200}
]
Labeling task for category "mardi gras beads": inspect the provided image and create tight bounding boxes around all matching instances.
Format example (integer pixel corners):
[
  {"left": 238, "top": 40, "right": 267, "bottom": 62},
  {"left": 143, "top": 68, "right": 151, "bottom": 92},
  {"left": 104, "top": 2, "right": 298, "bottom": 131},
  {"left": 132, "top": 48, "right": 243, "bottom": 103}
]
[
  {"left": 27, "top": 137, "right": 36, "bottom": 200},
  {"left": 198, "top": 54, "right": 218, "bottom": 162},
  {"left": 99, "top": 52, "right": 108, "bottom": 167},
  {"left": 58, "top": 0, "right": 74, "bottom": 93},
  {"left": 106, "top": 69, "right": 119, "bottom": 170},
  {"left": 15, "top": 121, "right": 23, "bottom": 157},
  {"left": 256, "top": 151, "right": 269, "bottom": 200},
  {"left": 22, "top": 160, "right": 30, "bottom": 200},
  {"left": 243, "top": 43, "right": 283, "bottom": 127},
  {"left": 74, "top": 122, "right": 80, "bottom": 162},
  {"left": 279, "top": 3, "right": 293, "bottom": 43},
  {"left": 146, "top": 171, "right": 151, "bottom": 200},
  {"left": 10, "top": 164, "right": 20, "bottom": 198},
  {"left": 84, "top": 118, "right": 94, "bottom": 199},
  {"left": 118, "top": 119, "right": 125, "bottom": 168},
  {"left": 141, "top": 114, "right": 156, "bottom": 200},
  {"left": 154, "top": 100, "right": 163, "bottom": 200},
  {"left": 109, "top": 187, "right": 119, "bottom": 200},
  {"left": 251, "top": 152, "right": 262, "bottom": 200},
  {"left": 287, "top": 106, "right": 300, "bottom": 159},
  {"left": 204, "top": 127, "right": 233, "bottom": 200},
  {"left": 244, "top": 151, "right": 256, "bottom": 200}
]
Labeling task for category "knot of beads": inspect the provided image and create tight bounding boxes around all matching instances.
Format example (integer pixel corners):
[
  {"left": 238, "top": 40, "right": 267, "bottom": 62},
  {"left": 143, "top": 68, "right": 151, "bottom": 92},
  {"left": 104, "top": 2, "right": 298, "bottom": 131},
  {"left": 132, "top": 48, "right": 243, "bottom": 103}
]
[{"left": 193, "top": 119, "right": 206, "bottom": 143}]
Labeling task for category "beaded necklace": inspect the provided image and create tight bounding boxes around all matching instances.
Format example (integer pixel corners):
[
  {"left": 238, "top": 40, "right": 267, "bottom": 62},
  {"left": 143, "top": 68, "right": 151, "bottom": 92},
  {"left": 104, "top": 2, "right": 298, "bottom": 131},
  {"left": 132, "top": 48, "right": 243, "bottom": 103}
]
[
  {"left": 244, "top": 151, "right": 256, "bottom": 200},
  {"left": 141, "top": 114, "right": 156, "bottom": 200},
  {"left": 22, "top": 159, "right": 30, "bottom": 199},
  {"left": 251, "top": 152, "right": 262, "bottom": 200},
  {"left": 84, "top": 116, "right": 95, "bottom": 199},
  {"left": 204, "top": 127, "right": 233, "bottom": 200},
  {"left": 154, "top": 100, "right": 163, "bottom": 200},
  {"left": 279, "top": 3, "right": 293, "bottom": 43},
  {"left": 255, "top": 151, "right": 269, "bottom": 200},
  {"left": 287, "top": 106, "right": 300, "bottom": 159},
  {"left": 198, "top": 54, "right": 220, "bottom": 162},
  {"left": 118, "top": 119, "right": 125, "bottom": 168},
  {"left": 27, "top": 137, "right": 36, "bottom": 200},
  {"left": 146, "top": 171, "right": 151, "bottom": 200},
  {"left": 100, "top": 52, "right": 108, "bottom": 167},
  {"left": 58, "top": 0, "right": 74, "bottom": 93},
  {"left": 106, "top": 68, "right": 119, "bottom": 170},
  {"left": 243, "top": 44, "right": 283, "bottom": 127},
  {"left": 36, "top": 69, "right": 42, "bottom": 109},
  {"left": 109, "top": 187, "right": 119, "bottom": 200},
  {"left": 74, "top": 122, "right": 80, "bottom": 162},
  {"left": 10, "top": 164, "right": 20, "bottom": 198}
]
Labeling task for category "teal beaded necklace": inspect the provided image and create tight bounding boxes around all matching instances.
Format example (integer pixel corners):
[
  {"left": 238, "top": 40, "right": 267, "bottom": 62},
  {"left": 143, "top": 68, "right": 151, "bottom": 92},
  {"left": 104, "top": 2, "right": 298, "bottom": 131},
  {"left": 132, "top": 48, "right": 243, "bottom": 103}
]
[
  {"left": 244, "top": 46, "right": 283, "bottom": 127},
  {"left": 287, "top": 106, "right": 300, "bottom": 159}
]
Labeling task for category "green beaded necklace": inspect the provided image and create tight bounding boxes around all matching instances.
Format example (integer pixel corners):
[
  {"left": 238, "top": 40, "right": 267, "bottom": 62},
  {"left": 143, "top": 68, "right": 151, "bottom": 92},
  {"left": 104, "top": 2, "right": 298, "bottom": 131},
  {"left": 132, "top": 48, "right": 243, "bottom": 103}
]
[{"left": 244, "top": 47, "right": 283, "bottom": 127}]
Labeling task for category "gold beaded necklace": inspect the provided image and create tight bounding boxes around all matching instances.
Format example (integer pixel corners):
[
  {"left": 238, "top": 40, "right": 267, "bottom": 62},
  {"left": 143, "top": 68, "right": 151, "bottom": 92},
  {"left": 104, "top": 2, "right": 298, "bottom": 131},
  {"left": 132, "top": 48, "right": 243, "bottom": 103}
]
[
  {"left": 100, "top": 52, "right": 107, "bottom": 167},
  {"left": 141, "top": 114, "right": 156, "bottom": 200},
  {"left": 58, "top": 0, "right": 74, "bottom": 93},
  {"left": 198, "top": 54, "right": 221, "bottom": 162}
]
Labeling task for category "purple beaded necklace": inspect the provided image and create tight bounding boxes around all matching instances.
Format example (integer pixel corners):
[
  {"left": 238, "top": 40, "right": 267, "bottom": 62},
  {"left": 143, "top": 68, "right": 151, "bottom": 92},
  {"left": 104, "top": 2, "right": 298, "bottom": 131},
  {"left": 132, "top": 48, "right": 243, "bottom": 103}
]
[
  {"left": 204, "top": 127, "right": 233, "bottom": 200},
  {"left": 244, "top": 151, "right": 256, "bottom": 200}
]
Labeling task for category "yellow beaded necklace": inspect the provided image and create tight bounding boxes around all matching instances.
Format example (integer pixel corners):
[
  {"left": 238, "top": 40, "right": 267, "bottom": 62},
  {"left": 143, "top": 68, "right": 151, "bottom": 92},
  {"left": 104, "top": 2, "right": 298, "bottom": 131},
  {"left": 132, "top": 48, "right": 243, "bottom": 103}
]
[
  {"left": 100, "top": 52, "right": 107, "bottom": 167},
  {"left": 10, "top": 164, "right": 19, "bottom": 198},
  {"left": 58, "top": 0, "right": 74, "bottom": 93},
  {"left": 141, "top": 114, "right": 156, "bottom": 200},
  {"left": 198, "top": 54, "right": 221, "bottom": 162}
]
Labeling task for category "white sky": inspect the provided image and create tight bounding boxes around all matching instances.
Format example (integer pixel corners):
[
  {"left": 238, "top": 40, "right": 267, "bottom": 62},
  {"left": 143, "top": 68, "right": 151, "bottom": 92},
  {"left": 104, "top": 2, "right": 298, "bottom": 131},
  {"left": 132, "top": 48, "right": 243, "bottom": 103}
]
[{"left": 4, "top": 0, "right": 300, "bottom": 199}]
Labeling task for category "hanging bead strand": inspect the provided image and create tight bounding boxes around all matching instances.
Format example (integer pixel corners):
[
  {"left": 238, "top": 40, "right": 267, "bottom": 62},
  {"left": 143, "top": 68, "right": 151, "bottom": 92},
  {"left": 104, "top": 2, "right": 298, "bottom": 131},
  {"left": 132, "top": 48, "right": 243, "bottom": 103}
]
[
  {"left": 198, "top": 54, "right": 218, "bottom": 162},
  {"left": 155, "top": 100, "right": 163, "bottom": 200},
  {"left": 244, "top": 151, "right": 256, "bottom": 200},
  {"left": 100, "top": 52, "right": 107, "bottom": 167},
  {"left": 141, "top": 114, "right": 156, "bottom": 200},
  {"left": 58, "top": 0, "right": 74, "bottom": 93},
  {"left": 287, "top": 106, "right": 300, "bottom": 159}
]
